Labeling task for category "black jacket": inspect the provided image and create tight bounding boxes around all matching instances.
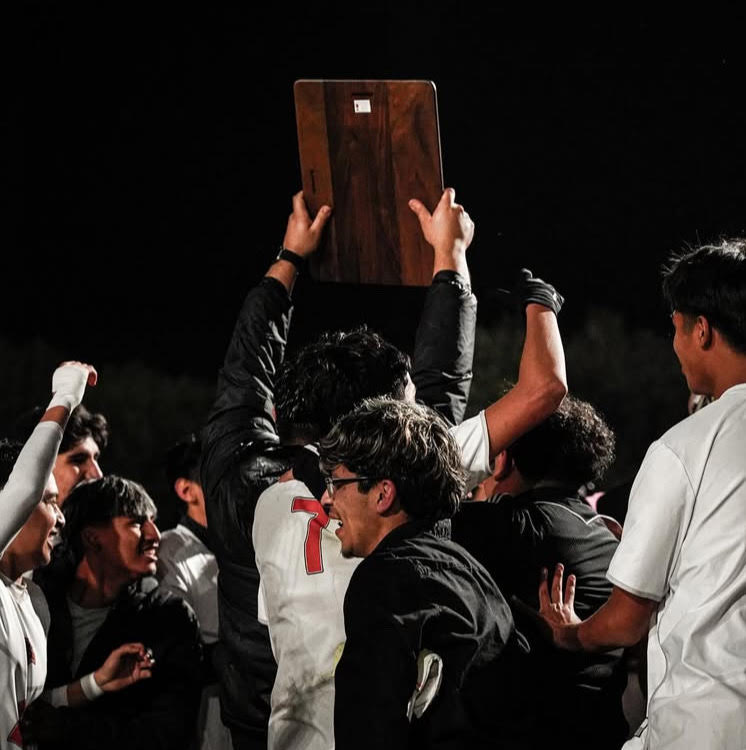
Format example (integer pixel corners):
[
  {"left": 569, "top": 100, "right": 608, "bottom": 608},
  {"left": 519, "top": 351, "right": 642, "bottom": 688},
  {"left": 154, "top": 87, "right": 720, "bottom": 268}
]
[
  {"left": 200, "top": 271, "right": 477, "bottom": 739},
  {"left": 334, "top": 521, "right": 523, "bottom": 750},
  {"left": 38, "top": 570, "right": 203, "bottom": 750}
]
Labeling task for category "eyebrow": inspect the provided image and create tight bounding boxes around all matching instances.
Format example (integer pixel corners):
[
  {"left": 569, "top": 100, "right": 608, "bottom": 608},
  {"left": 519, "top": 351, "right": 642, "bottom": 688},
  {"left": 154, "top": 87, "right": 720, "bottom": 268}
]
[{"left": 66, "top": 448, "right": 100, "bottom": 461}]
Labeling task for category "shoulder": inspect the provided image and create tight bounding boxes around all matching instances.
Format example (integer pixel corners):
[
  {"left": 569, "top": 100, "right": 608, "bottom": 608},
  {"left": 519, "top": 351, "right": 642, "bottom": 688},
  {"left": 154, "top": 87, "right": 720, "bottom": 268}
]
[
  {"left": 659, "top": 386, "right": 746, "bottom": 452},
  {"left": 254, "top": 478, "right": 317, "bottom": 533}
]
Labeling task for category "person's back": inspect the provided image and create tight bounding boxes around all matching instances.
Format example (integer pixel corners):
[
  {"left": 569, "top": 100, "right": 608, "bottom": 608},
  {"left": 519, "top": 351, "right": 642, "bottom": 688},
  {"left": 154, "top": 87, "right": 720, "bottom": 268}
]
[
  {"left": 452, "top": 394, "right": 628, "bottom": 748},
  {"left": 255, "top": 472, "right": 357, "bottom": 749},
  {"left": 339, "top": 520, "right": 520, "bottom": 750},
  {"left": 454, "top": 493, "right": 627, "bottom": 748}
]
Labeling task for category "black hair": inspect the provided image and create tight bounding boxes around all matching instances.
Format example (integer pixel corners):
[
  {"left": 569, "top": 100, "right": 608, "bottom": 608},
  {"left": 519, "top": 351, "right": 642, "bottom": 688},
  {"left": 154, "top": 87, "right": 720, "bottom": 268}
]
[
  {"left": 275, "top": 327, "right": 411, "bottom": 444},
  {"left": 508, "top": 394, "right": 616, "bottom": 487},
  {"left": 59, "top": 404, "right": 110, "bottom": 454},
  {"left": 61, "top": 475, "right": 156, "bottom": 561},
  {"left": 319, "top": 398, "right": 466, "bottom": 523},
  {"left": 662, "top": 239, "right": 746, "bottom": 354},
  {"left": 164, "top": 433, "right": 202, "bottom": 489}
]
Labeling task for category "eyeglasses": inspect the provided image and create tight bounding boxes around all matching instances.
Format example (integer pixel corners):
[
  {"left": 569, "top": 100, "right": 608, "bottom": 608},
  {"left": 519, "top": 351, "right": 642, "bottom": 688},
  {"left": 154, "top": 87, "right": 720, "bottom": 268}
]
[{"left": 324, "top": 475, "right": 382, "bottom": 498}]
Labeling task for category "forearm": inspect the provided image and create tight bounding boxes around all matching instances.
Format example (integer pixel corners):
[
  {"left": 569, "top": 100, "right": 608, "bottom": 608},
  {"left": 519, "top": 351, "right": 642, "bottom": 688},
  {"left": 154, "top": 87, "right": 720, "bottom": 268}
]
[
  {"left": 431, "top": 244, "right": 470, "bottom": 284},
  {"left": 265, "top": 257, "right": 300, "bottom": 294},
  {"left": 202, "top": 277, "right": 291, "bottom": 494},
  {"left": 481, "top": 305, "right": 567, "bottom": 457},
  {"left": 412, "top": 271, "right": 477, "bottom": 425},
  {"left": 559, "top": 588, "right": 656, "bottom": 652},
  {"left": 517, "top": 304, "right": 567, "bottom": 404}
]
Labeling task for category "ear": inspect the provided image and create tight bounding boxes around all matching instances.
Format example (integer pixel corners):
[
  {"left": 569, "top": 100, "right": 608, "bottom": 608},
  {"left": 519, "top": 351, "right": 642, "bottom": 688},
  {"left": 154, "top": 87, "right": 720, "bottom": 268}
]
[
  {"left": 375, "top": 479, "right": 398, "bottom": 515},
  {"left": 492, "top": 450, "right": 514, "bottom": 481},
  {"left": 82, "top": 527, "right": 102, "bottom": 553},
  {"left": 695, "top": 315, "right": 714, "bottom": 349},
  {"left": 174, "top": 478, "right": 195, "bottom": 504}
]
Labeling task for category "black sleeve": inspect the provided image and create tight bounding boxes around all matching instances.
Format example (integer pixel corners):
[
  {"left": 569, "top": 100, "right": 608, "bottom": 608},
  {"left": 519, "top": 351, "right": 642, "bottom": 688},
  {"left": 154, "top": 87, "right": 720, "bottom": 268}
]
[
  {"left": 412, "top": 270, "right": 477, "bottom": 426},
  {"left": 200, "top": 276, "right": 292, "bottom": 556},
  {"left": 334, "top": 567, "right": 417, "bottom": 750}
]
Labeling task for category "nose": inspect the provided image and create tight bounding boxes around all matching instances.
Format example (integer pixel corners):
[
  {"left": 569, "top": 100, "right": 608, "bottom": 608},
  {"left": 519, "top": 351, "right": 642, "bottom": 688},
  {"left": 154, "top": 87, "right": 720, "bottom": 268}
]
[
  {"left": 55, "top": 504, "right": 66, "bottom": 529},
  {"left": 321, "top": 488, "right": 332, "bottom": 513},
  {"left": 85, "top": 459, "right": 103, "bottom": 481},
  {"left": 144, "top": 519, "right": 161, "bottom": 543}
]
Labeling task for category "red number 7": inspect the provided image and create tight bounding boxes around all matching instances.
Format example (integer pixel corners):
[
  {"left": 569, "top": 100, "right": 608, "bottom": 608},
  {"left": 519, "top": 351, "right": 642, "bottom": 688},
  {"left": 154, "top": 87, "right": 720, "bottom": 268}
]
[{"left": 291, "top": 497, "right": 331, "bottom": 575}]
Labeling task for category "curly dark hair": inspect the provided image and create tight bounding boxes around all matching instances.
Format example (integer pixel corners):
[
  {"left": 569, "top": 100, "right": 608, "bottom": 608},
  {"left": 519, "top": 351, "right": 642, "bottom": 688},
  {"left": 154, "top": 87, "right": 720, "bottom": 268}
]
[
  {"left": 61, "top": 475, "right": 157, "bottom": 562},
  {"left": 508, "top": 394, "right": 616, "bottom": 487},
  {"left": 662, "top": 239, "right": 746, "bottom": 354},
  {"left": 319, "top": 398, "right": 467, "bottom": 523},
  {"left": 59, "top": 404, "right": 110, "bottom": 454},
  {"left": 275, "top": 327, "right": 411, "bottom": 444},
  {"left": 11, "top": 404, "right": 109, "bottom": 455}
]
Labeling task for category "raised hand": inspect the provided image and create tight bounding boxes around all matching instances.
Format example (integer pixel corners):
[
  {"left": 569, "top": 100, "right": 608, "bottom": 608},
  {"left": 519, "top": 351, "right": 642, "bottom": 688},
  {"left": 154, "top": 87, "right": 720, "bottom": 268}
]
[
  {"left": 46, "top": 361, "right": 98, "bottom": 417},
  {"left": 408, "top": 187, "right": 474, "bottom": 258},
  {"left": 282, "top": 190, "right": 332, "bottom": 257}
]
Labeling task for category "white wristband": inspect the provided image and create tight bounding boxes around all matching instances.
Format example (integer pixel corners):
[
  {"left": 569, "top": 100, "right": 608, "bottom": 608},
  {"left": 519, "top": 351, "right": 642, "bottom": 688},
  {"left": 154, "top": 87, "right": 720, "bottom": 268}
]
[
  {"left": 48, "top": 364, "right": 89, "bottom": 414},
  {"left": 80, "top": 671, "right": 104, "bottom": 701}
]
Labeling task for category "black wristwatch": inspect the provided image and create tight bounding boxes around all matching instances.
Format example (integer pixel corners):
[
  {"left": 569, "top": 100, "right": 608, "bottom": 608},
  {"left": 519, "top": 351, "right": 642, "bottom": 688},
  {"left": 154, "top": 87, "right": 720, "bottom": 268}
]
[{"left": 275, "top": 246, "right": 307, "bottom": 273}]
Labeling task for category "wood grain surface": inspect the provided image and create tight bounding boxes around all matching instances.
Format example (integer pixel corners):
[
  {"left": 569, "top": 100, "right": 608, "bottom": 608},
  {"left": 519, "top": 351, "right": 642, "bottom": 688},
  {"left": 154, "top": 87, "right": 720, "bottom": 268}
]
[{"left": 294, "top": 80, "right": 443, "bottom": 286}]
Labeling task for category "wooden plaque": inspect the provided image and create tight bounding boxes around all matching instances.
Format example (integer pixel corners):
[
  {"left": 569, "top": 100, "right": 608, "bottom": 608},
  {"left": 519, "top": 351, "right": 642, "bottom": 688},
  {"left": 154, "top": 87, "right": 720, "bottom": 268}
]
[{"left": 294, "top": 79, "right": 444, "bottom": 286}]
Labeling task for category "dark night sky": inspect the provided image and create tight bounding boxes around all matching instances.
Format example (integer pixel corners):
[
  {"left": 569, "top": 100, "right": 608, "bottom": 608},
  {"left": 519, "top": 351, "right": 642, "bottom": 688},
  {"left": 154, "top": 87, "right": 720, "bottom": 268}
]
[{"left": 13, "top": 4, "right": 746, "bottom": 379}]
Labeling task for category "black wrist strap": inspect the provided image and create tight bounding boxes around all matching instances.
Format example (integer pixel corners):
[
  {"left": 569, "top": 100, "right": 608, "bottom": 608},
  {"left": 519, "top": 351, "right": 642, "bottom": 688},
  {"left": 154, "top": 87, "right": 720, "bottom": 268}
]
[{"left": 275, "top": 246, "right": 307, "bottom": 273}]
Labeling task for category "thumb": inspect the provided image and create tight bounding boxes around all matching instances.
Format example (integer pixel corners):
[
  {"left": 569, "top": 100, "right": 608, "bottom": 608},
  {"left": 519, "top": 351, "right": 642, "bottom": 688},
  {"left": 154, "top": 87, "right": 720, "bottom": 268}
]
[
  {"left": 408, "top": 199, "right": 431, "bottom": 229},
  {"left": 439, "top": 187, "right": 456, "bottom": 208},
  {"left": 309, "top": 204, "right": 332, "bottom": 234}
]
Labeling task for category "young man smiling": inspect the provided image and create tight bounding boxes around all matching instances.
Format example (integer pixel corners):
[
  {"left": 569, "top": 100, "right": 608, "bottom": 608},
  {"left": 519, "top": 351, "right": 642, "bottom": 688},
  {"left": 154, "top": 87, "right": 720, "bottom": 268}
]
[
  {"left": 320, "top": 398, "right": 525, "bottom": 749},
  {"left": 29, "top": 476, "right": 203, "bottom": 748}
]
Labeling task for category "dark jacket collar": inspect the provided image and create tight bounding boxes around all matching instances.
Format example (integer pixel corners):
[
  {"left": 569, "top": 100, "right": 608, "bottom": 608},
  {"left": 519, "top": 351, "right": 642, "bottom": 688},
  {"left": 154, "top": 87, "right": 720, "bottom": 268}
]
[{"left": 372, "top": 517, "right": 452, "bottom": 554}]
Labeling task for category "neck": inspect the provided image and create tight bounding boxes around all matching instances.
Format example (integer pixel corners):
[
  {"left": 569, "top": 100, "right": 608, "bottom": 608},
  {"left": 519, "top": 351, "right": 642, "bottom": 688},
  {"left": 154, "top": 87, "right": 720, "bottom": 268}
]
[
  {"left": 367, "top": 513, "right": 409, "bottom": 556},
  {"left": 0, "top": 554, "right": 27, "bottom": 584},
  {"left": 186, "top": 506, "right": 207, "bottom": 529},
  {"left": 709, "top": 355, "right": 746, "bottom": 399},
  {"left": 70, "top": 557, "right": 129, "bottom": 607}
]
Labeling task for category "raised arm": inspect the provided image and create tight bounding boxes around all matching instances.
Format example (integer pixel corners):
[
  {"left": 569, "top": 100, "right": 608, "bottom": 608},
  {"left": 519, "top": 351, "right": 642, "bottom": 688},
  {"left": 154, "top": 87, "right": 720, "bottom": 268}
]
[
  {"left": 200, "top": 192, "right": 331, "bottom": 505},
  {"left": 409, "top": 188, "right": 477, "bottom": 426},
  {"left": 1, "top": 362, "right": 96, "bottom": 555},
  {"left": 482, "top": 270, "right": 568, "bottom": 459}
]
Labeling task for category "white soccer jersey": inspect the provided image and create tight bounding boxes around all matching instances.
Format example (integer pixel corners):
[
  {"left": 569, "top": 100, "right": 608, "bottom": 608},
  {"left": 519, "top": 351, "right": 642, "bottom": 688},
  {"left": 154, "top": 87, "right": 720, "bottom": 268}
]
[
  {"left": 608, "top": 383, "right": 746, "bottom": 750},
  {"left": 253, "top": 410, "right": 492, "bottom": 750},
  {"left": 157, "top": 523, "right": 233, "bottom": 750},
  {"left": 1, "top": 574, "right": 48, "bottom": 747},
  {"left": 0, "top": 420, "right": 62, "bottom": 746}
]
